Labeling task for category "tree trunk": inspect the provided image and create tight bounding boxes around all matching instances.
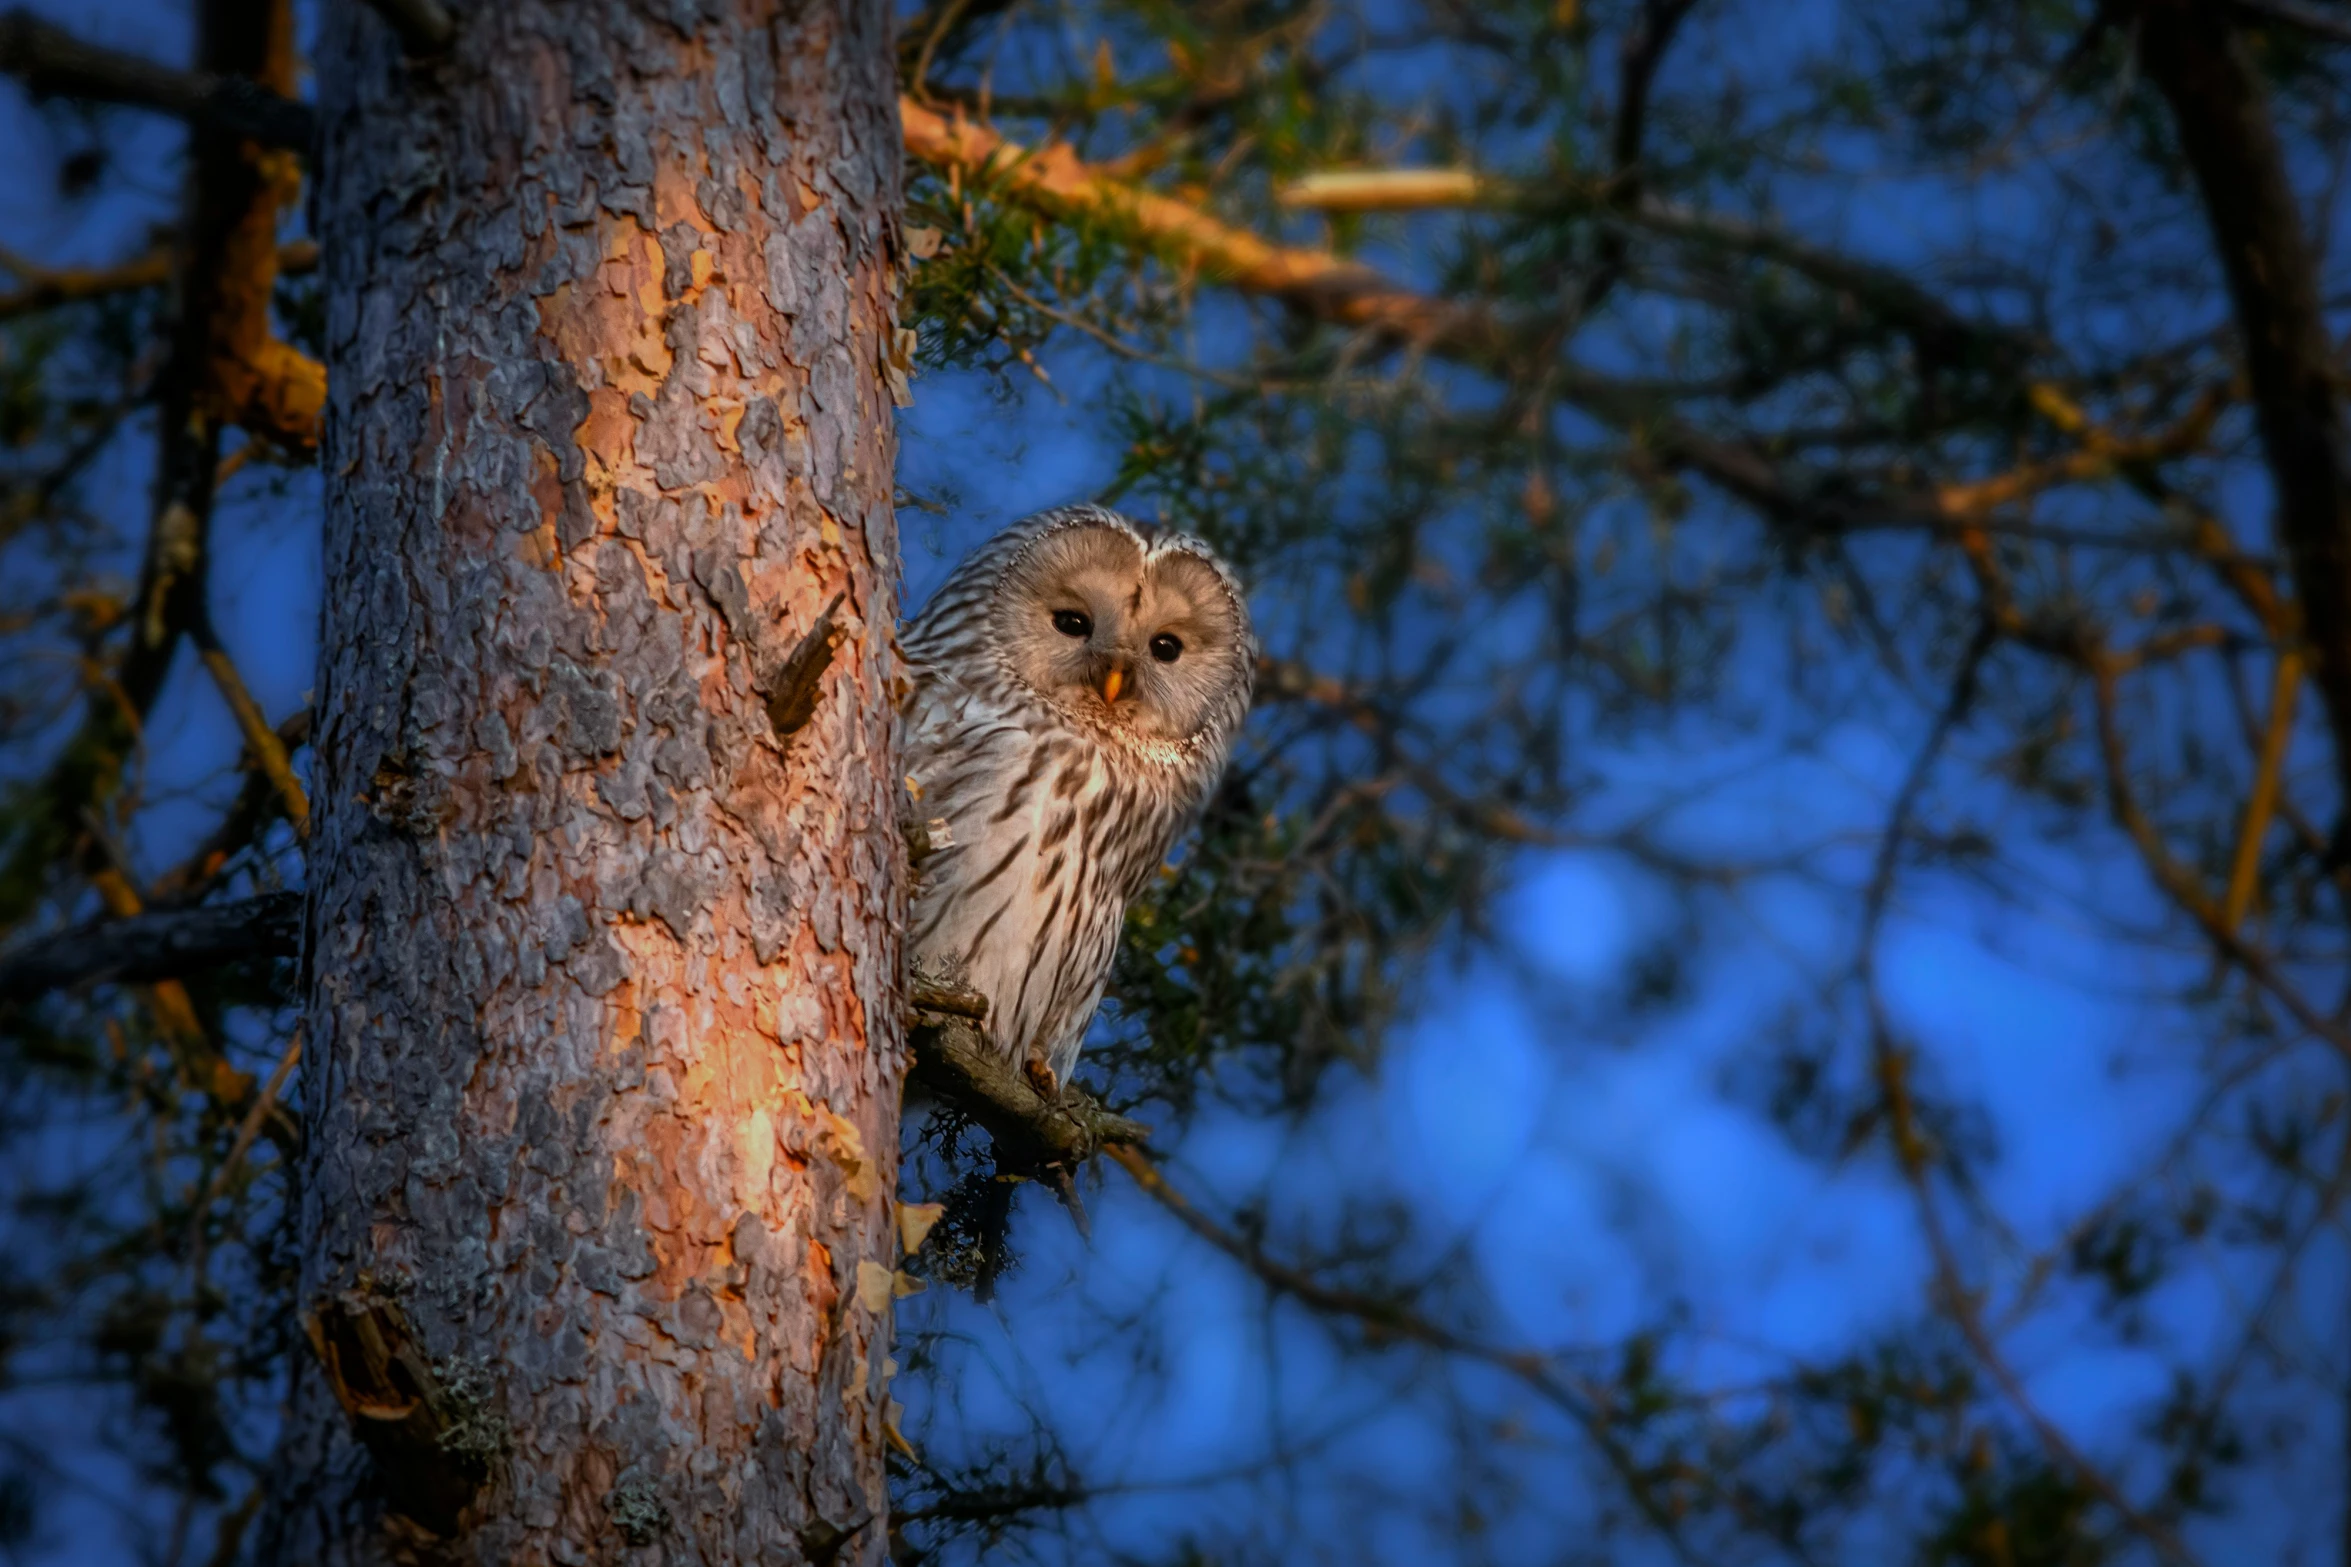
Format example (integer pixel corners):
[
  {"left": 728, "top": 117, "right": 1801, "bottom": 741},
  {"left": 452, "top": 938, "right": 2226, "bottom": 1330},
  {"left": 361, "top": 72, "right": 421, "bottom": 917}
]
[{"left": 259, "top": 3, "right": 908, "bottom": 1561}]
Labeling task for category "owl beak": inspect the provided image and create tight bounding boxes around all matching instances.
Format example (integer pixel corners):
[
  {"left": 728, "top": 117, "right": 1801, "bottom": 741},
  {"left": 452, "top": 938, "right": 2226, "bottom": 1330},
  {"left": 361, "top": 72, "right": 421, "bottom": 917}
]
[{"left": 1099, "top": 666, "right": 1126, "bottom": 705}]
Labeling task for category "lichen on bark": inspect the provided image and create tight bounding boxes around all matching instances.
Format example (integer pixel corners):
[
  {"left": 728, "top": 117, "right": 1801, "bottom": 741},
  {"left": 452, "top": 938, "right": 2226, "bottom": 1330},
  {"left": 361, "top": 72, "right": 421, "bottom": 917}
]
[{"left": 259, "top": 3, "right": 909, "bottom": 1561}]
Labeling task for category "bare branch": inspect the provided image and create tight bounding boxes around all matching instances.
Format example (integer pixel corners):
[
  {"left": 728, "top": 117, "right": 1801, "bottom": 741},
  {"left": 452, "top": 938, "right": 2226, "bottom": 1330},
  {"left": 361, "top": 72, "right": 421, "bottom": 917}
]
[
  {"left": 185, "top": 1028, "right": 302, "bottom": 1279},
  {"left": 2219, "top": 648, "right": 2302, "bottom": 945},
  {"left": 1276, "top": 165, "right": 2038, "bottom": 365},
  {"left": 0, "top": 891, "right": 299, "bottom": 1004},
  {"left": 152, "top": 708, "right": 312, "bottom": 904},
  {"left": 907, "top": 1015, "right": 1149, "bottom": 1171},
  {"left": 2136, "top": 0, "right": 2351, "bottom": 810},
  {"left": 1278, "top": 168, "right": 1490, "bottom": 210},
  {"left": 0, "top": 239, "right": 316, "bottom": 323},
  {"left": 1103, "top": 1144, "right": 1707, "bottom": 1559},
  {"left": 1867, "top": 1001, "right": 2211, "bottom": 1567},
  {"left": 1, "top": 1, "right": 324, "bottom": 930},
  {"left": 2087, "top": 658, "right": 2351, "bottom": 1057},
  {"left": 908, "top": 981, "right": 989, "bottom": 1022},
  {"left": 899, "top": 99, "right": 2079, "bottom": 535},
  {"left": 0, "top": 246, "right": 176, "bottom": 320},
  {"left": 898, "top": 98, "right": 1512, "bottom": 368},
  {"left": 1853, "top": 626, "right": 2212, "bottom": 1567},
  {"left": 0, "top": 8, "right": 315, "bottom": 152},
  {"left": 1612, "top": 0, "right": 1701, "bottom": 180},
  {"left": 194, "top": 631, "right": 309, "bottom": 836},
  {"left": 1579, "top": 0, "right": 1701, "bottom": 320}
]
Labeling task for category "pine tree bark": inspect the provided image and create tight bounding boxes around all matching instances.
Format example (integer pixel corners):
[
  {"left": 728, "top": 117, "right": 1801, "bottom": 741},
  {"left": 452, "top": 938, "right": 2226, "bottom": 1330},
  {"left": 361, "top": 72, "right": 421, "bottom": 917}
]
[{"left": 259, "top": 2, "right": 908, "bottom": 1561}]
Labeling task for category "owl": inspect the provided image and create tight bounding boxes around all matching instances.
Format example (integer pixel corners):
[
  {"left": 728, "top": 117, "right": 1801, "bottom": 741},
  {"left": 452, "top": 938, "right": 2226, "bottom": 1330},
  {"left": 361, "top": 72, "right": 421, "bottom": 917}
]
[{"left": 899, "top": 504, "right": 1255, "bottom": 1095}]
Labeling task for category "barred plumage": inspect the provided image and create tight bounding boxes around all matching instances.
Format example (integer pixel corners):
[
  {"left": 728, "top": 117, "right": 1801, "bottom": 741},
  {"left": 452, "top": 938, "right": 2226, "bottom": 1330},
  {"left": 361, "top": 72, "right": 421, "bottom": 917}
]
[{"left": 900, "top": 505, "right": 1255, "bottom": 1087}]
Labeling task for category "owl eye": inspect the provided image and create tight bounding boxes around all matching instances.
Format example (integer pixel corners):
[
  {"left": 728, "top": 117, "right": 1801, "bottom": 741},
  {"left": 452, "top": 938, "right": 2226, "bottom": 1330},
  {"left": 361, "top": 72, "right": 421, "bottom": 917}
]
[
  {"left": 1051, "top": 609, "right": 1092, "bottom": 638},
  {"left": 1149, "top": 632, "right": 1184, "bottom": 663}
]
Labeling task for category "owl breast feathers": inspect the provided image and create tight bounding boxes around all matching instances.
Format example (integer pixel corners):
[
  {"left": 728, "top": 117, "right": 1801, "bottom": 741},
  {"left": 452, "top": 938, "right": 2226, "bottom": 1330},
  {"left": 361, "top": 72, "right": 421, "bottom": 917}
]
[{"left": 899, "top": 505, "right": 1256, "bottom": 1087}]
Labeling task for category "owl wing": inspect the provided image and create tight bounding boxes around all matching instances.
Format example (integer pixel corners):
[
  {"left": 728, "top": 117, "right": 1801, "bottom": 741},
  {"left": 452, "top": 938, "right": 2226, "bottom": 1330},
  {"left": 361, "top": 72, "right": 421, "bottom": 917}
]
[{"left": 901, "top": 669, "right": 1142, "bottom": 1076}]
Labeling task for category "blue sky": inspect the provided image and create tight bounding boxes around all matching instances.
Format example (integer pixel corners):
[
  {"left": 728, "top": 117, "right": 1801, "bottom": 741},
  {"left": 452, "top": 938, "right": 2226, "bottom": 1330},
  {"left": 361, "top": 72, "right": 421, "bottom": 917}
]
[
  {"left": 3, "top": 2, "right": 2345, "bottom": 1563},
  {"left": 886, "top": 348, "right": 2343, "bottom": 1561}
]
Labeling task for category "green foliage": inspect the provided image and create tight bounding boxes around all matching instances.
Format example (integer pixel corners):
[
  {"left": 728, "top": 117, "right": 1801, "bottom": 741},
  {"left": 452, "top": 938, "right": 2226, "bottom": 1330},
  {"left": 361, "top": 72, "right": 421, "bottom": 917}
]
[
  {"left": 1926, "top": 1449, "right": 2106, "bottom": 1567},
  {"left": 1105, "top": 781, "right": 1476, "bottom": 1109}
]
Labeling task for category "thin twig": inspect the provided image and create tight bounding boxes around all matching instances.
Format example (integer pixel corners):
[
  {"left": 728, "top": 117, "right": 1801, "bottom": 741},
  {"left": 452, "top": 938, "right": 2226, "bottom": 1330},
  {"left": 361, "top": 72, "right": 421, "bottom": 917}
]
[
  {"left": 84, "top": 866, "right": 207, "bottom": 1049},
  {"left": 898, "top": 97, "right": 1508, "bottom": 366},
  {"left": 1854, "top": 619, "right": 2208, "bottom": 1567},
  {"left": 184, "top": 1029, "right": 302, "bottom": 1279},
  {"left": 988, "top": 264, "right": 1268, "bottom": 390},
  {"left": 907, "top": 0, "right": 971, "bottom": 103},
  {"left": 0, "top": 239, "right": 315, "bottom": 323},
  {"left": 1103, "top": 1144, "right": 1709, "bottom": 1562},
  {"left": 194, "top": 630, "right": 309, "bottom": 835},
  {"left": 2087, "top": 659, "right": 2351, "bottom": 1057},
  {"left": 2217, "top": 646, "right": 2301, "bottom": 948},
  {"left": 909, "top": 981, "right": 990, "bottom": 1021},
  {"left": 2136, "top": 0, "right": 2351, "bottom": 820}
]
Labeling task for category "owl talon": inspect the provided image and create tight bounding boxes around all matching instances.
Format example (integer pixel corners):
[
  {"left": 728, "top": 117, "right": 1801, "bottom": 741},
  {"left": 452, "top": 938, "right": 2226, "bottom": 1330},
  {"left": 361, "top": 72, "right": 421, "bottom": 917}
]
[{"left": 1022, "top": 1057, "right": 1060, "bottom": 1102}]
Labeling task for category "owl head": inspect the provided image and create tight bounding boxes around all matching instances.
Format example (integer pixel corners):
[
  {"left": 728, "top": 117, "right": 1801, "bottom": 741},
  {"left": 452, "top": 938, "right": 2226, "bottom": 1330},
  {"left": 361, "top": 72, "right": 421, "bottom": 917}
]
[{"left": 979, "top": 506, "right": 1255, "bottom": 747}]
